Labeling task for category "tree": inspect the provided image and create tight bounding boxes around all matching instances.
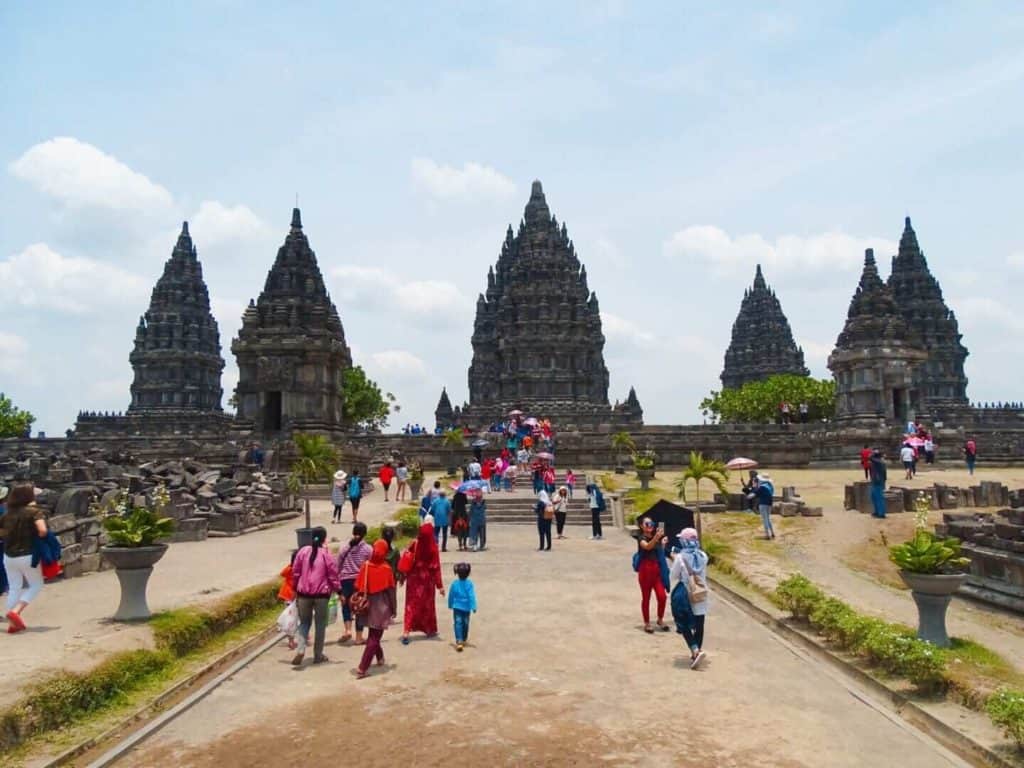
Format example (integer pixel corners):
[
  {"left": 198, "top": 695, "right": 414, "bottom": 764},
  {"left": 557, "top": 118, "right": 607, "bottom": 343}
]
[
  {"left": 287, "top": 433, "right": 339, "bottom": 538},
  {"left": 700, "top": 375, "right": 836, "bottom": 424},
  {"left": 610, "top": 431, "right": 636, "bottom": 470},
  {"left": 341, "top": 366, "right": 398, "bottom": 432},
  {"left": 441, "top": 428, "right": 465, "bottom": 475},
  {"left": 675, "top": 451, "right": 730, "bottom": 538},
  {"left": 0, "top": 393, "right": 35, "bottom": 438}
]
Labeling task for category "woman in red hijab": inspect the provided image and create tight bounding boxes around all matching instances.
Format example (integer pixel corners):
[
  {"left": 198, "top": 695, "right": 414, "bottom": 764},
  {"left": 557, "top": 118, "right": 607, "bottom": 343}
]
[
  {"left": 400, "top": 520, "right": 445, "bottom": 644},
  {"left": 354, "top": 540, "right": 397, "bottom": 678}
]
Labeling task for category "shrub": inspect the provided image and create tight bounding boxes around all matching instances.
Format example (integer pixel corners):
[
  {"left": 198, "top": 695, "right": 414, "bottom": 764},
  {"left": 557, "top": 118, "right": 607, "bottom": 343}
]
[
  {"left": 151, "top": 581, "right": 278, "bottom": 657},
  {"left": 396, "top": 506, "right": 422, "bottom": 537},
  {"left": 773, "top": 574, "right": 824, "bottom": 620},
  {"left": 987, "top": 689, "right": 1024, "bottom": 749}
]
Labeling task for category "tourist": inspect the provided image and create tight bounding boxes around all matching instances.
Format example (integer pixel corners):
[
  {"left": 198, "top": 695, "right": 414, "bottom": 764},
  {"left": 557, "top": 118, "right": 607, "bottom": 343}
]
[
  {"left": 347, "top": 469, "right": 363, "bottom": 523},
  {"left": 669, "top": 528, "right": 709, "bottom": 669},
  {"left": 418, "top": 490, "right": 432, "bottom": 520},
  {"left": 468, "top": 457, "right": 482, "bottom": 479},
  {"left": 565, "top": 469, "right": 576, "bottom": 499},
  {"left": 751, "top": 475, "right": 775, "bottom": 540},
  {"left": 1, "top": 484, "right": 47, "bottom": 633},
  {"left": 531, "top": 464, "right": 543, "bottom": 494},
  {"left": 447, "top": 562, "right": 477, "bottom": 652},
  {"left": 869, "top": 450, "right": 887, "bottom": 518},
  {"left": 481, "top": 458, "right": 492, "bottom": 490},
  {"left": 378, "top": 462, "right": 395, "bottom": 502},
  {"left": 429, "top": 491, "right": 452, "bottom": 551},
  {"left": 469, "top": 491, "right": 487, "bottom": 551},
  {"left": 277, "top": 550, "right": 304, "bottom": 650},
  {"left": 859, "top": 445, "right": 872, "bottom": 480},
  {"left": 634, "top": 517, "right": 670, "bottom": 633},
  {"left": 290, "top": 526, "right": 340, "bottom": 666},
  {"left": 395, "top": 460, "right": 409, "bottom": 502},
  {"left": 535, "top": 488, "right": 553, "bottom": 551},
  {"left": 502, "top": 462, "right": 516, "bottom": 492},
  {"left": 964, "top": 438, "right": 977, "bottom": 475},
  {"left": 381, "top": 526, "right": 402, "bottom": 587},
  {"left": 247, "top": 442, "right": 264, "bottom": 468},
  {"left": 354, "top": 540, "right": 398, "bottom": 679},
  {"left": 543, "top": 464, "right": 556, "bottom": 495},
  {"left": 740, "top": 470, "right": 758, "bottom": 511},
  {"left": 336, "top": 522, "right": 373, "bottom": 645},
  {"left": 430, "top": 479, "right": 443, "bottom": 499},
  {"left": 900, "top": 442, "right": 915, "bottom": 480},
  {"left": 553, "top": 486, "right": 569, "bottom": 539},
  {"left": 0, "top": 486, "right": 8, "bottom": 597},
  {"left": 330, "top": 470, "right": 347, "bottom": 524},
  {"left": 923, "top": 436, "right": 935, "bottom": 465},
  {"left": 798, "top": 402, "right": 809, "bottom": 423},
  {"left": 451, "top": 491, "right": 470, "bottom": 551},
  {"left": 779, "top": 401, "right": 791, "bottom": 424},
  {"left": 400, "top": 519, "right": 444, "bottom": 644},
  {"left": 585, "top": 482, "right": 604, "bottom": 540},
  {"left": 516, "top": 447, "right": 529, "bottom": 473}
]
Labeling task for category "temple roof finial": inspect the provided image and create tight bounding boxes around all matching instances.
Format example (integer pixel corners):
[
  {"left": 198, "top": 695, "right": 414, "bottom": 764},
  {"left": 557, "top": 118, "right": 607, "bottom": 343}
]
[
  {"left": 291, "top": 208, "right": 302, "bottom": 230},
  {"left": 181, "top": 221, "right": 189, "bottom": 237}
]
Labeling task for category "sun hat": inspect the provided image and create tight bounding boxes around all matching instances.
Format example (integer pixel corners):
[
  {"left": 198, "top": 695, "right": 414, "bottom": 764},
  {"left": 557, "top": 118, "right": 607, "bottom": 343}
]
[
  {"left": 0, "top": 486, "right": 8, "bottom": 502},
  {"left": 333, "top": 470, "right": 348, "bottom": 481},
  {"left": 756, "top": 473, "right": 771, "bottom": 482},
  {"left": 677, "top": 527, "right": 699, "bottom": 542}
]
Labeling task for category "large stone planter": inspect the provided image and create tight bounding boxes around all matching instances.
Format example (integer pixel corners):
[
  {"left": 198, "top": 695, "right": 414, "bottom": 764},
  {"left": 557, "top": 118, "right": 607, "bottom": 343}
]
[
  {"left": 409, "top": 480, "right": 424, "bottom": 498},
  {"left": 101, "top": 544, "right": 169, "bottom": 621},
  {"left": 899, "top": 570, "right": 968, "bottom": 648},
  {"left": 636, "top": 469, "right": 654, "bottom": 491}
]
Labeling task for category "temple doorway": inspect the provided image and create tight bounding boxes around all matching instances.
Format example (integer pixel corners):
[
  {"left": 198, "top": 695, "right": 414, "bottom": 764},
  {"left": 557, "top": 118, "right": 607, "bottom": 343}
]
[
  {"left": 892, "top": 388, "right": 907, "bottom": 422},
  {"left": 265, "top": 391, "right": 282, "bottom": 431}
]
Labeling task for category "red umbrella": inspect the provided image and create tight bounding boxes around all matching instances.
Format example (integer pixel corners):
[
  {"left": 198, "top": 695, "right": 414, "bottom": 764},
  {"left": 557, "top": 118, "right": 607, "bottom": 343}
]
[{"left": 725, "top": 457, "right": 758, "bottom": 471}]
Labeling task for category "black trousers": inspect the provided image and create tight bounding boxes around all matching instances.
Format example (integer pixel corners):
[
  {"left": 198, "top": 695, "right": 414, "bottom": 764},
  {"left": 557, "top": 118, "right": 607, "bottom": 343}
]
[
  {"left": 555, "top": 511, "right": 567, "bottom": 535},
  {"left": 536, "top": 517, "right": 552, "bottom": 549},
  {"left": 681, "top": 614, "right": 706, "bottom": 651},
  {"left": 591, "top": 509, "right": 603, "bottom": 537}
]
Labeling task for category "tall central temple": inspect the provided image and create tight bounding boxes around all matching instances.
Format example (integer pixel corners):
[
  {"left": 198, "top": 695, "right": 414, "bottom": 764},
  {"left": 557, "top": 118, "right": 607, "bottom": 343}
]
[{"left": 455, "top": 181, "right": 642, "bottom": 429}]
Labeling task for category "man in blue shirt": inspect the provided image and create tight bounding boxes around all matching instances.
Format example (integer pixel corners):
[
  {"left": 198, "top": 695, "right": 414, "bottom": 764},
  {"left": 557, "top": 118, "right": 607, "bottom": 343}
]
[{"left": 429, "top": 491, "right": 452, "bottom": 552}]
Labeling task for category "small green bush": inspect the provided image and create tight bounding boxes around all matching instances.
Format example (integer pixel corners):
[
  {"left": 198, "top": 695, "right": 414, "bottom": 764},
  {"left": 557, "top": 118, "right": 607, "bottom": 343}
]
[
  {"left": 773, "top": 574, "right": 824, "bottom": 620},
  {"left": 396, "top": 506, "right": 422, "bottom": 537},
  {"left": 151, "top": 581, "right": 278, "bottom": 657},
  {"left": 987, "top": 689, "right": 1024, "bottom": 749}
]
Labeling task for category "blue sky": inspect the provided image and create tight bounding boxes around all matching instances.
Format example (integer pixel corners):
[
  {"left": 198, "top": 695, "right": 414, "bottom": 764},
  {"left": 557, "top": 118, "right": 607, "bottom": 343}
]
[{"left": 2, "top": 1, "right": 1023, "bottom": 434}]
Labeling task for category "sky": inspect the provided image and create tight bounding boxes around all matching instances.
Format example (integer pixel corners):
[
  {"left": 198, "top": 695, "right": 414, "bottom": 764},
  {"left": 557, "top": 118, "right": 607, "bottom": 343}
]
[{"left": 2, "top": 1, "right": 1023, "bottom": 435}]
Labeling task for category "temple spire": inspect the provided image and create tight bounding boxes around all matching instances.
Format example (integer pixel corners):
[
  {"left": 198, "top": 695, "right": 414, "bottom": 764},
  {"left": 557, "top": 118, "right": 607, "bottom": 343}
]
[{"left": 291, "top": 207, "right": 302, "bottom": 230}]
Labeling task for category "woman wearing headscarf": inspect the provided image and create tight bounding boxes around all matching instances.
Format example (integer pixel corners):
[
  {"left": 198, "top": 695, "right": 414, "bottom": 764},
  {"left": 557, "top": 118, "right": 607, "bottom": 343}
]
[
  {"left": 670, "top": 528, "right": 710, "bottom": 669},
  {"left": 400, "top": 518, "right": 445, "bottom": 644},
  {"left": 552, "top": 486, "right": 569, "bottom": 539},
  {"left": 451, "top": 491, "right": 470, "bottom": 551},
  {"left": 635, "top": 517, "right": 670, "bottom": 633},
  {"left": 0, "top": 484, "right": 47, "bottom": 632},
  {"left": 535, "top": 488, "right": 553, "bottom": 551},
  {"left": 354, "top": 540, "right": 398, "bottom": 678},
  {"left": 289, "top": 526, "right": 340, "bottom": 666}
]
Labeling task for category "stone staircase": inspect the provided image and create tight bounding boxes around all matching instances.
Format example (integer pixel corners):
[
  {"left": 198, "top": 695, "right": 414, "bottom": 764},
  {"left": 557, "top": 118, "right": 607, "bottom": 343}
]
[{"left": 477, "top": 473, "right": 613, "bottom": 527}]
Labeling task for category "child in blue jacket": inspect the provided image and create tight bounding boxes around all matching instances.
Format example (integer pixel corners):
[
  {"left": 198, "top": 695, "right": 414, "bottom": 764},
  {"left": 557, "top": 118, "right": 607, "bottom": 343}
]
[{"left": 447, "top": 562, "right": 477, "bottom": 652}]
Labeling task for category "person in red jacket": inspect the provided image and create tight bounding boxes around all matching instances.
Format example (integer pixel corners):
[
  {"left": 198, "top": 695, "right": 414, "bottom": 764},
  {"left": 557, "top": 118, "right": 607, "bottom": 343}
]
[
  {"left": 859, "top": 445, "right": 872, "bottom": 480},
  {"left": 378, "top": 462, "right": 396, "bottom": 502}
]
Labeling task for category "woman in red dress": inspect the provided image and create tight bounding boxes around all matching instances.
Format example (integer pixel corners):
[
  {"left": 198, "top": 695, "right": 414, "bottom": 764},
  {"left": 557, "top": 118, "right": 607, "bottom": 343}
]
[{"left": 400, "top": 520, "right": 445, "bottom": 644}]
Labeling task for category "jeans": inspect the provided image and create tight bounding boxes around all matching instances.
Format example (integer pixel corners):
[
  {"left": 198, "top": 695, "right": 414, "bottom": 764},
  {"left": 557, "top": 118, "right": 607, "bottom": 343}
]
[
  {"left": 357, "top": 627, "right": 385, "bottom": 673},
  {"left": 453, "top": 609, "right": 471, "bottom": 642},
  {"left": 295, "top": 595, "right": 329, "bottom": 659},
  {"left": 759, "top": 504, "right": 775, "bottom": 537},
  {"left": 434, "top": 525, "right": 449, "bottom": 550},
  {"left": 470, "top": 519, "right": 487, "bottom": 549},
  {"left": 4, "top": 554, "right": 43, "bottom": 610},
  {"left": 870, "top": 483, "right": 886, "bottom": 518},
  {"left": 681, "top": 614, "right": 706, "bottom": 652},
  {"left": 591, "top": 509, "right": 603, "bottom": 537},
  {"left": 339, "top": 579, "right": 365, "bottom": 631},
  {"left": 555, "top": 511, "right": 567, "bottom": 535},
  {"left": 566, "top": 484, "right": 574, "bottom": 499},
  {"left": 536, "top": 516, "right": 552, "bottom": 549},
  {"left": 966, "top": 456, "right": 976, "bottom": 475}
]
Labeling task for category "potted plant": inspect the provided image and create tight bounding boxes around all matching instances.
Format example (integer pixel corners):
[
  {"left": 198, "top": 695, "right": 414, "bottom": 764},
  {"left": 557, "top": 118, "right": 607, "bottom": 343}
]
[
  {"left": 99, "top": 485, "right": 175, "bottom": 621},
  {"left": 441, "top": 428, "right": 464, "bottom": 476},
  {"left": 632, "top": 449, "right": 657, "bottom": 490},
  {"left": 889, "top": 493, "right": 969, "bottom": 648},
  {"left": 611, "top": 431, "right": 636, "bottom": 474},
  {"left": 408, "top": 461, "right": 425, "bottom": 498},
  {"left": 287, "top": 433, "right": 339, "bottom": 548}
]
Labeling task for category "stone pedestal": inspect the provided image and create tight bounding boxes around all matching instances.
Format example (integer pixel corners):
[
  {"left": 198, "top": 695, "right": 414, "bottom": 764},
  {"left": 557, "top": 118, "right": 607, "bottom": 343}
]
[
  {"left": 102, "top": 545, "right": 169, "bottom": 621},
  {"left": 899, "top": 571, "right": 967, "bottom": 647}
]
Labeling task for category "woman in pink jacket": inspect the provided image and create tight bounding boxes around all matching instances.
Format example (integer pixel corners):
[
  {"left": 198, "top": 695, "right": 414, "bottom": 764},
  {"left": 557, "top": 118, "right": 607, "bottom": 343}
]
[{"left": 290, "top": 526, "right": 340, "bottom": 666}]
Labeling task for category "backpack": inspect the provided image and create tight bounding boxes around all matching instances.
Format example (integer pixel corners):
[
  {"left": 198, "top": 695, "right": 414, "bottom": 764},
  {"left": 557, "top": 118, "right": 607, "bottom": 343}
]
[
  {"left": 594, "top": 488, "right": 606, "bottom": 512},
  {"left": 348, "top": 476, "right": 362, "bottom": 499}
]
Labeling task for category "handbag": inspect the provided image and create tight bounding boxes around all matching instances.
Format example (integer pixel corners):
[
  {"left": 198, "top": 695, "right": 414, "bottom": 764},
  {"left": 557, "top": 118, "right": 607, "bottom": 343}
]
[
  {"left": 687, "top": 567, "right": 708, "bottom": 604},
  {"left": 631, "top": 551, "right": 640, "bottom": 572},
  {"left": 348, "top": 569, "right": 370, "bottom": 616},
  {"left": 543, "top": 505, "right": 555, "bottom": 521},
  {"left": 398, "top": 547, "right": 414, "bottom": 574}
]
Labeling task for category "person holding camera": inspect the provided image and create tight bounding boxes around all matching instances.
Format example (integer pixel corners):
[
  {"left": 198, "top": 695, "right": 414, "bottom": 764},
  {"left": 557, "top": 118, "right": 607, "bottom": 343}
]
[{"left": 635, "top": 517, "right": 670, "bottom": 633}]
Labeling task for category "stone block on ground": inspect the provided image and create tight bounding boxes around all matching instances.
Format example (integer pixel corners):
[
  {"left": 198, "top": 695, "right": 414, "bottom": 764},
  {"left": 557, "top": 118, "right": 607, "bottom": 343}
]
[
  {"left": 171, "top": 517, "right": 209, "bottom": 542},
  {"left": 778, "top": 502, "right": 799, "bottom": 517},
  {"left": 884, "top": 491, "right": 905, "bottom": 516},
  {"left": 800, "top": 506, "right": 823, "bottom": 517},
  {"left": 80, "top": 553, "right": 102, "bottom": 573}
]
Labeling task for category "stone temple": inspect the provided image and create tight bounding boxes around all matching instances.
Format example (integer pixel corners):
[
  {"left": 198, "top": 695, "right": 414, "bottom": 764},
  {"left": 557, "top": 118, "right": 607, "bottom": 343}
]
[
  {"left": 232, "top": 209, "right": 352, "bottom": 434},
  {"left": 828, "top": 249, "right": 928, "bottom": 423},
  {"left": 720, "top": 264, "right": 808, "bottom": 389},
  {"left": 887, "top": 217, "right": 969, "bottom": 414},
  {"left": 457, "top": 181, "right": 642, "bottom": 429}
]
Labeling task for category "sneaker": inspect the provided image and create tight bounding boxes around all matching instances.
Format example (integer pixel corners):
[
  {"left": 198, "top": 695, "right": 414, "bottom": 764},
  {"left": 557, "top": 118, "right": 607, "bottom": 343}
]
[
  {"left": 313, "top": 654, "right": 330, "bottom": 664},
  {"left": 456, "top": 643, "right": 464, "bottom": 652},
  {"left": 291, "top": 652, "right": 305, "bottom": 666},
  {"left": 690, "top": 650, "right": 706, "bottom": 669},
  {"left": 6, "top": 611, "right": 25, "bottom": 632}
]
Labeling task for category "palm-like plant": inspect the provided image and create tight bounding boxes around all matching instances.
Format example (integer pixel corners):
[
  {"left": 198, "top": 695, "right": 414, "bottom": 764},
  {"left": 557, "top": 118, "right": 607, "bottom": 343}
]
[
  {"left": 675, "top": 451, "right": 730, "bottom": 538},
  {"left": 287, "top": 433, "right": 339, "bottom": 494},
  {"left": 441, "top": 428, "right": 464, "bottom": 474},
  {"left": 611, "top": 431, "right": 636, "bottom": 470}
]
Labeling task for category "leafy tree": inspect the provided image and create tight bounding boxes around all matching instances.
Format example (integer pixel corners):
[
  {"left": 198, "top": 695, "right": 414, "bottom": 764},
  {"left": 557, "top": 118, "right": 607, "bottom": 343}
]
[
  {"left": 700, "top": 374, "right": 836, "bottom": 424},
  {"left": 675, "top": 451, "right": 730, "bottom": 538},
  {"left": 286, "top": 433, "right": 339, "bottom": 494},
  {"left": 610, "top": 431, "right": 636, "bottom": 469},
  {"left": 0, "top": 393, "right": 35, "bottom": 438},
  {"left": 341, "top": 366, "right": 398, "bottom": 432},
  {"left": 441, "top": 428, "right": 465, "bottom": 474}
]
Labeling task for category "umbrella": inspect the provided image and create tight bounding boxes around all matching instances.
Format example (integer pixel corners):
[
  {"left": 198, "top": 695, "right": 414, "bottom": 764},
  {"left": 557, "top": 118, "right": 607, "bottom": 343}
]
[
  {"left": 725, "top": 457, "right": 758, "bottom": 471},
  {"left": 508, "top": 409, "right": 524, "bottom": 416},
  {"left": 904, "top": 436, "right": 926, "bottom": 448},
  {"left": 523, "top": 417, "right": 538, "bottom": 426},
  {"left": 535, "top": 451, "right": 555, "bottom": 461},
  {"left": 471, "top": 438, "right": 490, "bottom": 448},
  {"left": 456, "top": 479, "right": 490, "bottom": 494}
]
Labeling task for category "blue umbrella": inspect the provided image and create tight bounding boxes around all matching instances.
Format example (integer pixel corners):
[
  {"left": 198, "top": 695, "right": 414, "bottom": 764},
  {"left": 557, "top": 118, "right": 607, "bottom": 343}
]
[{"left": 456, "top": 479, "right": 490, "bottom": 494}]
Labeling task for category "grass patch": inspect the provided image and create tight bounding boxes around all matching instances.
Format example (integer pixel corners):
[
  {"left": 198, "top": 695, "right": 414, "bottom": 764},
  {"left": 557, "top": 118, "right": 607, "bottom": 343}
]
[
  {"left": 840, "top": 531, "right": 908, "bottom": 591},
  {"left": 599, "top": 473, "right": 619, "bottom": 492},
  {"left": 0, "top": 580, "right": 281, "bottom": 757}
]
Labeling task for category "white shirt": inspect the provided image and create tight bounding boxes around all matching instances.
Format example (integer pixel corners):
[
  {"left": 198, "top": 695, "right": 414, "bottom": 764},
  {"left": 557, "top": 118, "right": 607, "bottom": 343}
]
[
  {"left": 468, "top": 461, "right": 481, "bottom": 478},
  {"left": 924, "top": 440, "right": 934, "bottom": 452},
  {"left": 669, "top": 548, "right": 709, "bottom": 616},
  {"left": 900, "top": 446, "right": 915, "bottom": 463}
]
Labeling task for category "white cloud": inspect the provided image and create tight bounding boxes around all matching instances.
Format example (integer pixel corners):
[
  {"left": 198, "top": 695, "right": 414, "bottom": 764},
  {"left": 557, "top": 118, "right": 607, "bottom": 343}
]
[
  {"left": 797, "top": 338, "right": 834, "bottom": 376},
  {"left": 601, "top": 311, "right": 658, "bottom": 350},
  {"left": 393, "top": 279, "right": 474, "bottom": 321},
  {"left": 665, "top": 225, "right": 897, "bottom": 276},
  {"left": 0, "top": 243, "right": 149, "bottom": 313},
  {"left": 190, "top": 200, "right": 272, "bottom": 246},
  {"left": 411, "top": 158, "right": 517, "bottom": 201},
  {"left": 1007, "top": 251, "right": 1024, "bottom": 271},
  {"left": 952, "top": 296, "right": 1024, "bottom": 334},
  {"left": 330, "top": 266, "right": 472, "bottom": 327},
  {"left": 331, "top": 265, "right": 388, "bottom": 305},
  {"left": 9, "top": 137, "right": 173, "bottom": 212},
  {"left": 0, "top": 331, "right": 29, "bottom": 357},
  {"left": 367, "top": 349, "right": 428, "bottom": 380}
]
